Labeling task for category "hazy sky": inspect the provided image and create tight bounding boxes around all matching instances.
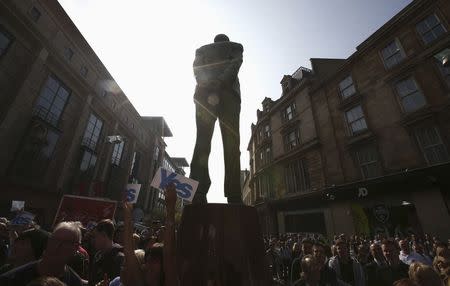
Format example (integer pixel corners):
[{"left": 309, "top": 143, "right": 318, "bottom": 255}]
[{"left": 58, "top": 0, "right": 412, "bottom": 203}]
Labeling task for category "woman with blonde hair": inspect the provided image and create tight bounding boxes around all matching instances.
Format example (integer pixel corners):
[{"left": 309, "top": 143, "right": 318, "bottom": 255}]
[
  {"left": 409, "top": 262, "right": 443, "bottom": 286},
  {"left": 433, "top": 256, "right": 450, "bottom": 285}
]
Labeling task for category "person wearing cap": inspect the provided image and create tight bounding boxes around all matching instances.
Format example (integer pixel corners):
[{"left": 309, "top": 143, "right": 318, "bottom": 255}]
[{"left": 0, "top": 228, "right": 49, "bottom": 274}]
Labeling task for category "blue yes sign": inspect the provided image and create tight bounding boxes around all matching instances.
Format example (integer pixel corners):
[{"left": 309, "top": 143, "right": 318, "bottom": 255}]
[
  {"left": 125, "top": 184, "right": 141, "bottom": 204},
  {"left": 151, "top": 167, "right": 199, "bottom": 202}
]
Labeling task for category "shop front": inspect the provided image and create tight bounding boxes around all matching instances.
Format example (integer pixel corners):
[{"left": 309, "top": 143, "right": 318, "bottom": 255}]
[{"left": 269, "top": 163, "right": 450, "bottom": 240}]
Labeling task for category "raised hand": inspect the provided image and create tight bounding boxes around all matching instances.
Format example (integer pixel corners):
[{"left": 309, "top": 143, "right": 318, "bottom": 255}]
[
  {"left": 165, "top": 182, "right": 177, "bottom": 211},
  {"left": 95, "top": 273, "right": 109, "bottom": 286}
]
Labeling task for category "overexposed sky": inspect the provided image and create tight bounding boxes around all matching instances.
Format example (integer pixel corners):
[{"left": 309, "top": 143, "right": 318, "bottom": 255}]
[{"left": 58, "top": 0, "right": 411, "bottom": 203}]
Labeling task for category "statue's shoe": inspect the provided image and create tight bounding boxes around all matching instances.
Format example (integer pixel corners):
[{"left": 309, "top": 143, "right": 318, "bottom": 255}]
[
  {"left": 227, "top": 197, "right": 243, "bottom": 204},
  {"left": 192, "top": 194, "right": 208, "bottom": 204}
]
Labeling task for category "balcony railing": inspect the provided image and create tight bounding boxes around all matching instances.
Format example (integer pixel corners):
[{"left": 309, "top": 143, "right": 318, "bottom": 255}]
[{"left": 32, "top": 106, "right": 59, "bottom": 127}]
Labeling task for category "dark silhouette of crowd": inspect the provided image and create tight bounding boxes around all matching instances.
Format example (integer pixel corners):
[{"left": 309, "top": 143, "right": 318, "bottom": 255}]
[
  {"left": 1, "top": 184, "right": 449, "bottom": 286},
  {"left": 264, "top": 232, "right": 450, "bottom": 286},
  {"left": 0, "top": 184, "right": 178, "bottom": 286}
]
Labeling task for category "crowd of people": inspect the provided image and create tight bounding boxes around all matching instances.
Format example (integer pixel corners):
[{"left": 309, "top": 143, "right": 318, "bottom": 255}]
[
  {"left": 264, "top": 232, "right": 450, "bottom": 286},
  {"left": 0, "top": 184, "right": 178, "bottom": 286},
  {"left": 1, "top": 183, "right": 450, "bottom": 286}
]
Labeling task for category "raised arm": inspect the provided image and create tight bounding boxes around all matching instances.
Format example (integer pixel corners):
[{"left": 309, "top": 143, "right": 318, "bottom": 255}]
[
  {"left": 164, "top": 183, "right": 178, "bottom": 286},
  {"left": 217, "top": 43, "right": 243, "bottom": 83},
  {"left": 122, "top": 202, "right": 144, "bottom": 286}
]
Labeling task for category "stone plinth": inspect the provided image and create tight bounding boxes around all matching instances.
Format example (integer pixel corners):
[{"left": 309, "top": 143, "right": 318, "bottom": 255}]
[{"left": 177, "top": 203, "right": 271, "bottom": 286}]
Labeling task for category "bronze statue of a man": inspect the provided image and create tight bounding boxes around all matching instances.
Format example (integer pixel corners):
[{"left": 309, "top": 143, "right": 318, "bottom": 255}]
[{"left": 190, "top": 34, "right": 243, "bottom": 204}]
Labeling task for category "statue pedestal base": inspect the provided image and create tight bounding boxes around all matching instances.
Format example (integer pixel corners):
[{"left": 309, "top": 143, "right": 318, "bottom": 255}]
[{"left": 177, "top": 203, "right": 271, "bottom": 286}]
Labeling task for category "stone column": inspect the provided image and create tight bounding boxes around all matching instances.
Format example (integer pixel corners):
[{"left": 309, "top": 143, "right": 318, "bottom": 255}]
[
  {"left": 329, "top": 201, "right": 355, "bottom": 235},
  {"left": 0, "top": 48, "right": 48, "bottom": 175},
  {"left": 56, "top": 95, "right": 93, "bottom": 191},
  {"left": 412, "top": 189, "right": 450, "bottom": 239}
]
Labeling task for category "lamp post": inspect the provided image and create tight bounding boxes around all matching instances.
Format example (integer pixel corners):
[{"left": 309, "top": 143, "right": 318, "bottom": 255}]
[
  {"left": 88, "top": 135, "right": 126, "bottom": 197},
  {"left": 434, "top": 48, "right": 450, "bottom": 67},
  {"left": 105, "top": 135, "right": 125, "bottom": 144}
]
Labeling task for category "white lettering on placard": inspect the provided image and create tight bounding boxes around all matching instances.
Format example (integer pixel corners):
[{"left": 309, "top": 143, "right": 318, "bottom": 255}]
[{"left": 151, "top": 167, "right": 199, "bottom": 202}]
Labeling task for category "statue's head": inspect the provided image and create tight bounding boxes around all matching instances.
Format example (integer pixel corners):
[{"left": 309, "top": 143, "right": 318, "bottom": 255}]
[{"left": 214, "top": 34, "right": 229, "bottom": 43}]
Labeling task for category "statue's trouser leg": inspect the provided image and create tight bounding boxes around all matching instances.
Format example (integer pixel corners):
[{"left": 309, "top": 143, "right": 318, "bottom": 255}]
[
  {"left": 190, "top": 98, "right": 217, "bottom": 204},
  {"left": 218, "top": 93, "right": 242, "bottom": 203}
]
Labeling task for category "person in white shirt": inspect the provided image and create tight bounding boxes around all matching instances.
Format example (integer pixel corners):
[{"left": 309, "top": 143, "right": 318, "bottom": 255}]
[
  {"left": 399, "top": 240, "right": 414, "bottom": 265},
  {"left": 399, "top": 240, "right": 433, "bottom": 266},
  {"left": 411, "top": 242, "right": 433, "bottom": 266}
]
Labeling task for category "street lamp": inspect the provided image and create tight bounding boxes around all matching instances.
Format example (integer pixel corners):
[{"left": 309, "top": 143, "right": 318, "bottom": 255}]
[
  {"left": 105, "top": 135, "right": 125, "bottom": 144},
  {"left": 434, "top": 48, "right": 450, "bottom": 67}
]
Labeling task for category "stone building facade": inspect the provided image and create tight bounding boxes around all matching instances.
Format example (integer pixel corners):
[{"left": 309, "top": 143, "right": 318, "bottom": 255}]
[
  {"left": 0, "top": 0, "right": 178, "bottom": 226},
  {"left": 247, "top": 0, "right": 450, "bottom": 239}
]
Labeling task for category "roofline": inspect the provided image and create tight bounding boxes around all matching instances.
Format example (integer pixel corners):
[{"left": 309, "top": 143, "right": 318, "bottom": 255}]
[
  {"left": 313, "top": 0, "right": 430, "bottom": 89},
  {"left": 41, "top": 1, "right": 146, "bottom": 120},
  {"left": 141, "top": 116, "right": 173, "bottom": 137}
]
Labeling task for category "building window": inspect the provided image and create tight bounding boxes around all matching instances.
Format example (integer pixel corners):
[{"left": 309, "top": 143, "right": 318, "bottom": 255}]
[
  {"left": 154, "top": 145, "right": 160, "bottom": 160},
  {"left": 415, "top": 126, "right": 449, "bottom": 165},
  {"left": 284, "top": 129, "right": 300, "bottom": 151},
  {"left": 437, "top": 63, "right": 450, "bottom": 88},
  {"left": 258, "top": 150, "right": 263, "bottom": 166},
  {"left": 111, "top": 141, "right": 124, "bottom": 166},
  {"left": 356, "top": 146, "right": 381, "bottom": 179},
  {"left": 10, "top": 123, "right": 60, "bottom": 180},
  {"left": 0, "top": 27, "right": 13, "bottom": 57},
  {"left": 30, "top": 7, "right": 41, "bottom": 22},
  {"left": 80, "top": 150, "right": 97, "bottom": 173},
  {"left": 264, "top": 124, "right": 271, "bottom": 138},
  {"left": 64, "top": 47, "right": 74, "bottom": 61},
  {"left": 381, "top": 40, "right": 405, "bottom": 69},
  {"left": 258, "top": 129, "right": 263, "bottom": 144},
  {"left": 395, "top": 77, "right": 426, "bottom": 113},
  {"left": 256, "top": 174, "right": 273, "bottom": 199},
  {"left": 82, "top": 114, "right": 103, "bottom": 150},
  {"left": 264, "top": 102, "right": 270, "bottom": 112},
  {"left": 34, "top": 75, "right": 71, "bottom": 127},
  {"left": 258, "top": 146, "right": 272, "bottom": 167},
  {"left": 158, "top": 190, "right": 165, "bottom": 200},
  {"left": 265, "top": 146, "right": 272, "bottom": 165},
  {"left": 281, "top": 102, "right": 297, "bottom": 122},
  {"left": 345, "top": 105, "right": 367, "bottom": 135},
  {"left": 416, "top": 14, "right": 446, "bottom": 44},
  {"left": 41, "top": 129, "right": 59, "bottom": 159},
  {"left": 80, "top": 66, "right": 88, "bottom": 77},
  {"left": 285, "top": 159, "right": 310, "bottom": 193},
  {"left": 339, "top": 75, "right": 356, "bottom": 99},
  {"left": 130, "top": 152, "right": 141, "bottom": 181}
]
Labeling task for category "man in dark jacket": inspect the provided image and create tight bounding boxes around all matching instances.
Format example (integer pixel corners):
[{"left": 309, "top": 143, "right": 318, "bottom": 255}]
[
  {"left": 365, "top": 243, "right": 386, "bottom": 286},
  {"left": 313, "top": 242, "right": 338, "bottom": 286},
  {"left": 88, "top": 219, "right": 124, "bottom": 286},
  {"left": 290, "top": 238, "right": 313, "bottom": 284},
  {"left": 374, "top": 239, "right": 409, "bottom": 286}
]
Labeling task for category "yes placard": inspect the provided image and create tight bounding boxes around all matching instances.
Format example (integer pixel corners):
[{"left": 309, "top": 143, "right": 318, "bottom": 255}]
[
  {"left": 125, "top": 184, "right": 141, "bottom": 204},
  {"left": 150, "top": 167, "right": 199, "bottom": 202}
]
